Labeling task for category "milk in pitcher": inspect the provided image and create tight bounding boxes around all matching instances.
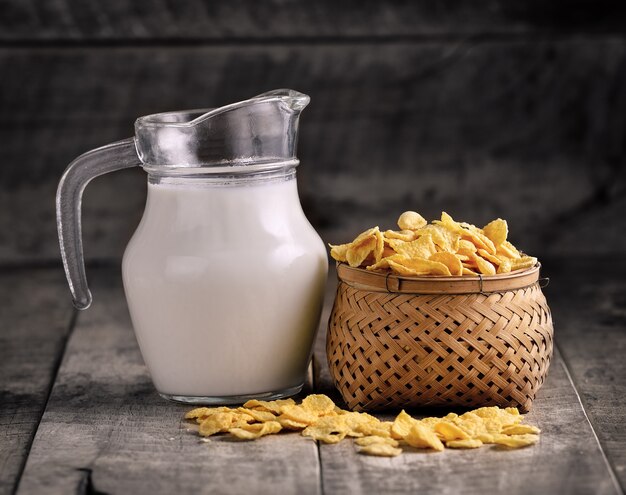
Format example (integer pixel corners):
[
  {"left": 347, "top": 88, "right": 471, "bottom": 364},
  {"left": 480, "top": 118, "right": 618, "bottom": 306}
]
[{"left": 122, "top": 175, "right": 328, "bottom": 401}]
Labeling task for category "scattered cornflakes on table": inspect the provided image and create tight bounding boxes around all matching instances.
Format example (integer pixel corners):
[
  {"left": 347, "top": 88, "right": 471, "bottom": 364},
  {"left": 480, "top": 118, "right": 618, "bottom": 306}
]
[{"left": 184, "top": 394, "right": 540, "bottom": 457}]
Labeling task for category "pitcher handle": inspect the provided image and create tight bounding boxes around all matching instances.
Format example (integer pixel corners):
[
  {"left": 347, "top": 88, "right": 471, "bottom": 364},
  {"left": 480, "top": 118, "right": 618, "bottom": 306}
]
[{"left": 56, "top": 138, "right": 140, "bottom": 310}]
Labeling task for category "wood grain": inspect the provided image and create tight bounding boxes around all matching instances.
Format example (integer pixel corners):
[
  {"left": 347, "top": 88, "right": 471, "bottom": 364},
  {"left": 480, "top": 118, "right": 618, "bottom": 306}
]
[
  {"left": 0, "top": 268, "right": 74, "bottom": 495},
  {"left": 16, "top": 268, "right": 321, "bottom": 495},
  {"left": 1, "top": 40, "right": 625, "bottom": 263},
  {"left": 544, "top": 257, "right": 626, "bottom": 491},
  {"left": 10, "top": 260, "right": 626, "bottom": 494},
  {"left": 2, "top": 0, "right": 625, "bottom": 42}
]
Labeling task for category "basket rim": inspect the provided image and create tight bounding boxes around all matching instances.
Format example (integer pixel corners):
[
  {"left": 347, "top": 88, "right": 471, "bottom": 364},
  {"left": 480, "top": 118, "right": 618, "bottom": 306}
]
[{"left": 336, "top": 262, "right": 542, "bottom": 294}]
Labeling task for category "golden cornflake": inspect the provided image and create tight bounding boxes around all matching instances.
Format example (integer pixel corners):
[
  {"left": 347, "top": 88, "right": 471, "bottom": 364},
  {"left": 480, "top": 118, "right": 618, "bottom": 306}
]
[
  {"left": 302, "top": 416, "right": 349, "bottom": 444},
  {"left": 277, "top": 417, "right": 309, "bottom": 430},
  {"left": 229, "top": 421, "right": 282, "bottom": 440},
  {"left": 355, "top": 436, "right": 400, "bottom": 447},
  {"left": 243, "top": 398, "right": 295, "bottom": 414},
  {"left": 185, "top": 406, "right": 233, "bottom": 421},
  {"left": 501, "top": 424, "right": 541, "bottom": 435},
  {"left": 346, "top": 235, "right": 377, "bottom": 268},
  {"left": 199, "top": 412, "right": 236, "bottom": 437},
  {"left": 446, "top": 439, "right": 483, "bottom": 449},
  {"left": 391, "top": 410, "right": 418, "bottom": 439},
  {"left": 497, "top": 241, "right": 521, "bottom": 259},
  {"left": 184, "top": 407, "right": 213, "bottom": 420},
  {"left": 398, "top": 211, "right": 427, "bottom": 230},
  {"left": 237, "top": 407, "right": 276, "bottom": 423},
  {"left": 388, "top": 257, "right": 451, "bottom": 277},
  {"left": 491, "top": 433, "right": 539, "bottom": 448},
  {"left": 358, "top": 443, "right": 403, "bottom": 457},
  {"left": 389, "top": 235, "right": 437, "bottom": 260},
  {"left": 359, "top": 422, "right": 393, "bottom": 439},
  {"left": 469, "top": 253, "right": 496, "bottom": 276},
  {"left": 414, "top": 224, "right": 460, "bottom": 253},
  {"left": 279, "top": 405, "right": 320, "bottom": 425},
  {"left": 497, "top": 258, "right": 512, "bottom": 274},
  {"left": 405, "top": 423, "right": 445, "bottom": 451},
  {"left": 341, "top": 411, "right": 384, "bottom": 438},
  {"left": 458, "top": 239, "right": 477, "bottom": 254},
  {"left": 512, "top": 255, "right": 538, "bottom": 271},
  {"left": 366, "top": 254, "right": 408, "bottom": 271},
  {"left": 477, "top": 249, "right": 502, "bottom": 266},
  {"left": 483, "top": 218, "right": 508, "bottom": 246},
  {"left": 476, "top": 433, "right": 496, "bottom": 443},
  {"left": 384, "top": 229, "right": 417, "bottom": 242},
  {"left": 434, "top": 422, "right": 470, "bottom": 441},
  {"left": 429, "top": 252, "right": 463, "bottom": 276},
  {"left": 301, "top": 394, "right": 336, "bottom": 415},
  {"left": 329, "top": 243, "right": 349, "bottom": 263}
]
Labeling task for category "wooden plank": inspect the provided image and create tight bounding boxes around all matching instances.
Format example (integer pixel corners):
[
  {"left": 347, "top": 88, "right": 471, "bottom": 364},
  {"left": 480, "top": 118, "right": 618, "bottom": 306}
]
[
  {"left": 544, "top": 256, "right": 626, "bottom": 490},
  {"left": 0, "top": 268, "right": 74, "bottom": 495},
  {"left": 17, "top": 268, "right": 321, "bottom": 495},
  {"left": 314, "top": 264, "right": 621, "bottom": 495},
  {"left": 2, "top": 0, "right": 625, "bottom": 41},
  {"left": 2, "top": 40, "right": 625, "bottom": 263}
]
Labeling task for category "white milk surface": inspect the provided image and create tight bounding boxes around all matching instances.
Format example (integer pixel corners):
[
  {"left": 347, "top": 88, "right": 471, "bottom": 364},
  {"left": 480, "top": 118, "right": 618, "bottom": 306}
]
[{"left": 122, "top": 177, "right": 328, "bottom": 398}]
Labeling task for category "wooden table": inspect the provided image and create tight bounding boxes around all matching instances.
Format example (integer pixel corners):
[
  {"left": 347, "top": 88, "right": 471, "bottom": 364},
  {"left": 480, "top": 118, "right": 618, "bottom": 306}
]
[{"left": 1, "top": 258, "right": 624, "bottom": 495}]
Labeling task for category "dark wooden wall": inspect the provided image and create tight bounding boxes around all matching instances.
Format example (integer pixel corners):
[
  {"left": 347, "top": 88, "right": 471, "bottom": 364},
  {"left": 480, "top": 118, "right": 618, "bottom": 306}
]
[{"left": 1, "top": 0, "right": 625, "bottom": 265}]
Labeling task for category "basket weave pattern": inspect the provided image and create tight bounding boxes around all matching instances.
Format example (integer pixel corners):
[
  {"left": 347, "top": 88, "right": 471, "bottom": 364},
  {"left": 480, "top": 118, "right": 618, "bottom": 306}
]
[{"left": 327, "top": 274, "right": 553, "bottom": 413}]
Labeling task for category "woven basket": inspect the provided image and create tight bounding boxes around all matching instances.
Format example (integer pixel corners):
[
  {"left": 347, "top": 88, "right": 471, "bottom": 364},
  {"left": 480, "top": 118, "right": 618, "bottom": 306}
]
[{"left": 327, "top": 263, "right": 553, "bottom": 413}]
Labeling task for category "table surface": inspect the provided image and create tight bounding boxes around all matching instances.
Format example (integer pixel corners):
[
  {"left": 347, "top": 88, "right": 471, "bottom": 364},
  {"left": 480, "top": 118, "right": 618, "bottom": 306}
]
[{"left": 1, "top": 257, "right": 624, "bottom": 495}]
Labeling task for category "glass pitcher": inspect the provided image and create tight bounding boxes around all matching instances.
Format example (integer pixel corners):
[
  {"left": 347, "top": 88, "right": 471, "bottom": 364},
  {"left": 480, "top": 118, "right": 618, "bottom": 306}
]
[{"left": 56, "top": 89, "right": 328, "bottom": 404}]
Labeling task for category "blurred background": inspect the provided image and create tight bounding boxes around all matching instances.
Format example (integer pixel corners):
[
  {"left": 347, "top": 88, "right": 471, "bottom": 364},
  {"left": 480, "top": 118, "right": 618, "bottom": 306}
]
[{"left": 1, "top": 0, "right": 625, "bottom": 267}]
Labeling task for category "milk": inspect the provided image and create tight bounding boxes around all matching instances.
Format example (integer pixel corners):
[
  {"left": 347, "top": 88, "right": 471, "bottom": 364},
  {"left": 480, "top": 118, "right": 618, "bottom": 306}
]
[{"left": 122, "top": 176, "right": 328, "bottom": 400}]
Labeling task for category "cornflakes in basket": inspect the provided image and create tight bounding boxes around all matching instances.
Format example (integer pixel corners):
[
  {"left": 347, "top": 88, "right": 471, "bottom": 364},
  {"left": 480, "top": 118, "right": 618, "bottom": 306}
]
[{"left": 330, "top": 211, "right": 537, "bottom": 276}]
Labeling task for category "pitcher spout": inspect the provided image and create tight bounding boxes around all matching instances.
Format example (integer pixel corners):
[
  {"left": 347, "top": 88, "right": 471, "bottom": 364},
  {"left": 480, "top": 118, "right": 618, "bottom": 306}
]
[
  {"left": 134, "top": 89, "right": 310, "bottom": 173},
  {"left": 252, "top": 89, "right": 310, "bottom": 111}
]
